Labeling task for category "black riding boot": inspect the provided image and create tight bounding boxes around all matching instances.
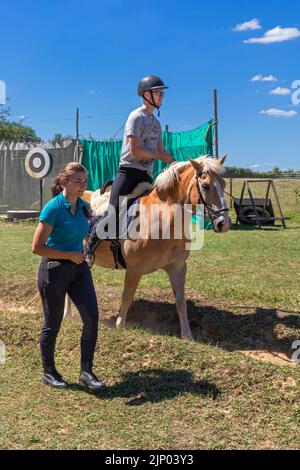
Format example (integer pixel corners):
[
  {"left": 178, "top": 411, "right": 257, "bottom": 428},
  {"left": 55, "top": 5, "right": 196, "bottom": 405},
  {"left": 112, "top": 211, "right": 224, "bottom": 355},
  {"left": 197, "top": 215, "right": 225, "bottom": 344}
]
[
  {"left": 43, "top": 366, "right": 68, "bottom": 389},
  {"left": 84, "top": 215, "right": 106, "bottom": 268},
  {"left": 79, "top": 363, "right": 104, "bottom": 391}
]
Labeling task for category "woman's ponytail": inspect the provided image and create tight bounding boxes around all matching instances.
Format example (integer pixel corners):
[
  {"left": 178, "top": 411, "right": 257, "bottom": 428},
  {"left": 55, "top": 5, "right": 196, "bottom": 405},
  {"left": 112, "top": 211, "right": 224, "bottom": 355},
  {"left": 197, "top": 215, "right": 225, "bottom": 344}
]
[{"left": 51, "top": 176, "right": 63, "bottom": 197}]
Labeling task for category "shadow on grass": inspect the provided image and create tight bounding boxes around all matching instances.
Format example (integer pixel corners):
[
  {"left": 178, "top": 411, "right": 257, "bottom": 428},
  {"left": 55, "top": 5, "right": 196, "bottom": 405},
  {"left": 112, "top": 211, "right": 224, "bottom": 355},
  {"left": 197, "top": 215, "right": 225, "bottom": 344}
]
[
  {"left": 67, "top": 369, "right": 220, "bottom": 405},
  {"left": 230, "top": 222, "right": 300, "bottom": 231},
  {"left": 230, "top": 224, "right": 284, "bottom": 232},
  {"left": 104, "top": 299, "right": 300, "bottom": 360}
]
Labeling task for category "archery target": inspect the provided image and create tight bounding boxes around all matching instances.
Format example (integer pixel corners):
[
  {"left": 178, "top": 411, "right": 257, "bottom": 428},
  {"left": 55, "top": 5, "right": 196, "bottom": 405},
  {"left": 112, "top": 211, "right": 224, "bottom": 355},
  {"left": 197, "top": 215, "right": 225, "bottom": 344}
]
[{"left": 25, "top": 148, "right": 53, "bottom": 179}]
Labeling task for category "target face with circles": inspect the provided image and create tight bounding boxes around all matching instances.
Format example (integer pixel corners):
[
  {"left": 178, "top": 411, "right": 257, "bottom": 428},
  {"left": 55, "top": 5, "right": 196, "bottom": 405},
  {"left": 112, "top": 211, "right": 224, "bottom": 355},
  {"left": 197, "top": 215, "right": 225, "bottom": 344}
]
[{"left": 25, "top": 148, "right": 53, "bottom": 179}]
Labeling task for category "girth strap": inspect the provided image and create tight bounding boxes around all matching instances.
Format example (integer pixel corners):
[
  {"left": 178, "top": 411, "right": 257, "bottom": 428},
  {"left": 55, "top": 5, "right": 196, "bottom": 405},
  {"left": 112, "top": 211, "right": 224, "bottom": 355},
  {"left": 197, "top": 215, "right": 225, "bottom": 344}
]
[{"left": 110, "top": 240, "right": 127, "bottom": 270}]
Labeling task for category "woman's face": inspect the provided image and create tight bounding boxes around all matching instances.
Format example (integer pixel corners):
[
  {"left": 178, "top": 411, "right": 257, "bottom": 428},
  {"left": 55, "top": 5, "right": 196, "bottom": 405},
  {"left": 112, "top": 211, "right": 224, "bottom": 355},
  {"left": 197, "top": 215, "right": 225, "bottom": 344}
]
[{"left": 63, "top": 171, "right": 87, "bottom": 198}]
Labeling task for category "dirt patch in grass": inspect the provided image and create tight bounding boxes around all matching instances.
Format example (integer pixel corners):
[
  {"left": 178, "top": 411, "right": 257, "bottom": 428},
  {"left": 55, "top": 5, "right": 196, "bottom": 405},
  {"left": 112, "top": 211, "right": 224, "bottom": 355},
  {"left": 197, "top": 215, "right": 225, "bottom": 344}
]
[
  {"left": 241, "top": 350, "right": 295, "bottom": 366},
  {"left": 1, "top": 278, "right": 299, "bottom": 368},
  {"left": 0, "top": 276, "right": 37, "bottom": 305}
]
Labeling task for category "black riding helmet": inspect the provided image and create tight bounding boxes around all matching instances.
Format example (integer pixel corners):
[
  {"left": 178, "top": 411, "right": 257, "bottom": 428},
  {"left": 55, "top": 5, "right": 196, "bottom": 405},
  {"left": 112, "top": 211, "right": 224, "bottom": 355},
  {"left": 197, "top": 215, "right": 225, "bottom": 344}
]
[{"left": 137, "top": 75, "right": 168, "bottom": 114}]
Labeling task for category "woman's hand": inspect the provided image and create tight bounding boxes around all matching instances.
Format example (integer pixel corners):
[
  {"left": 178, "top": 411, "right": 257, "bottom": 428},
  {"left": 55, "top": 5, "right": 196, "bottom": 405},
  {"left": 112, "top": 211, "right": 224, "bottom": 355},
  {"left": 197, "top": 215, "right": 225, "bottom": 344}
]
[{"left": 69, "top": 252, "right": 85, "bottom": 264}]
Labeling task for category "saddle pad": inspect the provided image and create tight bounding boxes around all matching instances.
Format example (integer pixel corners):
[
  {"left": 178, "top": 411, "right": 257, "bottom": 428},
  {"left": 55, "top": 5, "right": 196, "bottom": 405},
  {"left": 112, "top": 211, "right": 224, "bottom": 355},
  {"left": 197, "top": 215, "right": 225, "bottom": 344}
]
[
  {"left": 118, "top": 196, "right": 141, "bottom": 239},
  {"left": 88, "top": 196, "right": 141, "bottom": 240}
]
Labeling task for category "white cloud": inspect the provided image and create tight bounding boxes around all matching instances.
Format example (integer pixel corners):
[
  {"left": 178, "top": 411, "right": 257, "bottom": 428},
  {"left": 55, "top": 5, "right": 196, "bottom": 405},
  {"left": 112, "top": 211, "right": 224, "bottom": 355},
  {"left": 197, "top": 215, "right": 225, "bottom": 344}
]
[
  {"left": 88, "top": 89, "right": 102, "bottom": 95},
  {"left": 270, "top": 87, "right": 291, "bottom": 95},
  {"left": 260, "top": 108, "right": 297, "bottom": 118},
  {"left": 245, "top": 26, "right": 300, "bottom": 44},
  {"left": 251, "top": 74, "right": 278, "bottom": 82},
  {"left": 249, "top": 164, "right": 261, "bottom": 169},
  {"left": 12, "top": 115, "right": 27, "bottom": 121},
  {"left": 233, "top": 19, "right": 262, "bottom": 32}
]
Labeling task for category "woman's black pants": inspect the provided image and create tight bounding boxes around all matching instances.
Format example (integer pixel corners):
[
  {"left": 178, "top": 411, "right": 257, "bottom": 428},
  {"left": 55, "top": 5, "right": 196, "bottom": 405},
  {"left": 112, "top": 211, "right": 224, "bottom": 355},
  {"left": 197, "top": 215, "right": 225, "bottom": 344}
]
[{"left": 38, "top": 258, "right": 99, "bottom": 371}]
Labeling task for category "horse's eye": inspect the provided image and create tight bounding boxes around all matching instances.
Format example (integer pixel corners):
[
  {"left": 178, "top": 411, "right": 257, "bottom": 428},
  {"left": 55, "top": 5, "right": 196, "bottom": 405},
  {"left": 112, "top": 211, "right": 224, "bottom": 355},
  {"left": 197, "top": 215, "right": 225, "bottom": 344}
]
[{"left": 202, "top": 183, "right": 210, "bottom": 191}]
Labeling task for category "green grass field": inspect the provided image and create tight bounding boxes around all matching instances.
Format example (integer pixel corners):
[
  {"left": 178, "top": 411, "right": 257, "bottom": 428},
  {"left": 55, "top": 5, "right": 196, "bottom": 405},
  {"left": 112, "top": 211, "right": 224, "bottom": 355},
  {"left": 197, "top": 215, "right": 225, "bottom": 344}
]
[{"left": 0, "top": 179, "right": 299, "bottom": 449}]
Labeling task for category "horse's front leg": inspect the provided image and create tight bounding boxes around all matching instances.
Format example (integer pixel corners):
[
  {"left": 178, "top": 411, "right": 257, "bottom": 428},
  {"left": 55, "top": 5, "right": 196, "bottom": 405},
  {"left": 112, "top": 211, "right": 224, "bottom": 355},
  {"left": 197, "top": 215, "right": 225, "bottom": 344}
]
[
  {"left": 164, "top": 263, "right": 193, "bottom": 341},
  {"left": 116, "top": 269, "right": 142, "bottom": 329},
  {"left": 63, "top": 294, "right": 73, "bottom": 319}
]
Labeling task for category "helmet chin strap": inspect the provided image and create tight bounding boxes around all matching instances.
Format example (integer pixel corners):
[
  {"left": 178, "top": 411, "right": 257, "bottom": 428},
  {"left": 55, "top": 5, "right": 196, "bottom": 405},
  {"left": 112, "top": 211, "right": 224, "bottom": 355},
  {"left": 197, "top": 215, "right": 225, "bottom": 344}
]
[{"left": 143, "top": 91, "right": 161, "bottom": 116}]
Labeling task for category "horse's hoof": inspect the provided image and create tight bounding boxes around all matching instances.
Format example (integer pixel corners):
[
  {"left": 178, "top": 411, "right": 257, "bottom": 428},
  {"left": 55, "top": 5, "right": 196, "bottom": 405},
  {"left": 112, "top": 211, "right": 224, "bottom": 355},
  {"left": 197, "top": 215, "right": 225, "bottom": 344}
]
[
  {"left": 116, "top": 317, "right": 125, "bottom": 329},
  {"left": 182, "top": 335, "right": 194, "bottom": 342}
]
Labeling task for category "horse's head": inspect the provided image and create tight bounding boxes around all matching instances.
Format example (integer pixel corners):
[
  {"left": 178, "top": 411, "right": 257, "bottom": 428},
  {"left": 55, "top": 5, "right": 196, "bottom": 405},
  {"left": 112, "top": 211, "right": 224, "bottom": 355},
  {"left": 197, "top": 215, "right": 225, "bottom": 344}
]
[{"left": 188, "top": 155, "right": 231, "bottom": 233}]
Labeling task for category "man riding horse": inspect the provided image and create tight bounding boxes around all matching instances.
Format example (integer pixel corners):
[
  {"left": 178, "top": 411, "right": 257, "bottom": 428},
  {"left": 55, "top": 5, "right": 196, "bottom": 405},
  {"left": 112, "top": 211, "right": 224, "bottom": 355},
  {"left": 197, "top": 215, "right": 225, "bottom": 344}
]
[
  {"left": 85, "top": 75, "right": 175, "bottom": 267},
  {"left": 74, "top": 77, "right": 231, "bottom": 341}
]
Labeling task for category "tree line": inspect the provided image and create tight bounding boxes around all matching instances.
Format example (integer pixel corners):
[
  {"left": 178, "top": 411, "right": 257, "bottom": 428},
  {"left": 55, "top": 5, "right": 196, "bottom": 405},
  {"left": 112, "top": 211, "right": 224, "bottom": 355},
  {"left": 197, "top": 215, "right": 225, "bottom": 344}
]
[{"left": 224, "top": 166, "right": 300, "bottom": 178}]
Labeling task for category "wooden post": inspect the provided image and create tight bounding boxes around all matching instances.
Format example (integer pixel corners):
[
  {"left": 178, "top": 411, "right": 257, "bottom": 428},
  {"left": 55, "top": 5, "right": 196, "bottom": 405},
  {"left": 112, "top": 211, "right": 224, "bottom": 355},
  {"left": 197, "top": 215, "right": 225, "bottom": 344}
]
[
  {"left": 247, "top": 182, "right": 262, "bottom": 229},
  {"left": 262, "top": 181, "right": 271, "bottom": 219},
  {"left": 271, "top": 180, "right": 287, "bottom": 229},
  {"left": 230, "top": 177, "right": 233, "bottom": 209},
  {"left": 236, "top": 181, "right": 246, "bottom": 225},
  {"left": 75, "top": 108, "right": 79, "bottom": 162},
  {"left": 213, "top": 89, "right": 219, "bottom": 159},
  {"left": 76, "top": 108, "right": 79, "bottom": 143}
]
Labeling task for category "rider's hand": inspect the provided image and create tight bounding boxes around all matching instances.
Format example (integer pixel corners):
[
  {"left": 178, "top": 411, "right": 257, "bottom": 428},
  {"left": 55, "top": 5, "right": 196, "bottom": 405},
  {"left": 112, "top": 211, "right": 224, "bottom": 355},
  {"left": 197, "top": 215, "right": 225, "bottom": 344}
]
[
  {"left": 160, "top": 151, "right": 175, "bottom": 165},
  {"left": 69, "top": 252, "right": 85, "bottom": 264}
]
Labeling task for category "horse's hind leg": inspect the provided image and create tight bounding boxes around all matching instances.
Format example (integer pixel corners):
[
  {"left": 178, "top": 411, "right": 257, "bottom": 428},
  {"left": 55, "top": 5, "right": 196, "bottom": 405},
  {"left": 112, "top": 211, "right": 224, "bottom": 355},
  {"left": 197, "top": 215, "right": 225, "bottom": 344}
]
[
  {"left": 116, "top": 269, "right": 142, "bottom": 329},
  {"left": 164, "top": 263, "right": 193, "bottom": 341}
]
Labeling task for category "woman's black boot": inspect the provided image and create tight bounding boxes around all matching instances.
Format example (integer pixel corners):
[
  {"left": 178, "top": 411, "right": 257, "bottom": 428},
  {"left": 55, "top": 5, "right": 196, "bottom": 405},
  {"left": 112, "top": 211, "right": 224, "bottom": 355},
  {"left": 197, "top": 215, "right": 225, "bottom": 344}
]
[
  {"left": 79, "top": 363, "right": 104, "bottom": 391},
  {"left": 43, "top": 366, "right": 68, "bottom": 389}
]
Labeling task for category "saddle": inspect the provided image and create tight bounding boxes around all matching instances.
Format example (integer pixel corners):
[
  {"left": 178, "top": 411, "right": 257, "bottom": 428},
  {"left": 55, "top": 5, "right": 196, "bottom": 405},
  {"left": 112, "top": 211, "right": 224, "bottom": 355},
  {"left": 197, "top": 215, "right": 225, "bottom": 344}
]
[{"left": 89, "top": 180, "right": 153, "bottom": 269}]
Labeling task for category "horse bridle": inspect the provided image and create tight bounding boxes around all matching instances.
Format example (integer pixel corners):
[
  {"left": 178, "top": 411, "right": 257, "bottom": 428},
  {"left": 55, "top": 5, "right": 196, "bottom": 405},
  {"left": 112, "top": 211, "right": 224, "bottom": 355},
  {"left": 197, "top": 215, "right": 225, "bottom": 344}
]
[{"left": 185, "top": 170, "right": 229, "bottom": 222}]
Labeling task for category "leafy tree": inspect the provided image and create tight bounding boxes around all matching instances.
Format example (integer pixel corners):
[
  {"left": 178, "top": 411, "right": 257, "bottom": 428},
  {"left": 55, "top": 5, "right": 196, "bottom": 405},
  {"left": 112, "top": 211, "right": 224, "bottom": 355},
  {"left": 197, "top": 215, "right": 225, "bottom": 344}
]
[
  {"left": 51, "top": 133, "right": 74, "bottom": 145},
  {"left": 0, "top": 103, "right": 10, "bottom": 123},
  {"left": 0, "top": 103, "right": 41, "bottom": 142},
  {"left": 271, "top": 166, "right": 281, "bottom": 175}
]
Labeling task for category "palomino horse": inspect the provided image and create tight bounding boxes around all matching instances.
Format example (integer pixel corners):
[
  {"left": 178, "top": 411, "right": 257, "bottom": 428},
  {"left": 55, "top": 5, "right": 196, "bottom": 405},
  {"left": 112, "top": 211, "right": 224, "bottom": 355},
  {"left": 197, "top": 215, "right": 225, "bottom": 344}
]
[{"left": 67, "top": 155, "right": 230, "bottom": 340}]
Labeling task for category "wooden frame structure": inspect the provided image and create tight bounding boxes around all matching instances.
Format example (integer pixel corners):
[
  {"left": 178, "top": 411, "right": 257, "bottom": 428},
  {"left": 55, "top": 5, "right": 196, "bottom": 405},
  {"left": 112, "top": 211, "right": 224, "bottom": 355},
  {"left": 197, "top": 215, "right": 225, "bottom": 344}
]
[{"left": 235, "top": 179, "right": 289, "bottom": 229}]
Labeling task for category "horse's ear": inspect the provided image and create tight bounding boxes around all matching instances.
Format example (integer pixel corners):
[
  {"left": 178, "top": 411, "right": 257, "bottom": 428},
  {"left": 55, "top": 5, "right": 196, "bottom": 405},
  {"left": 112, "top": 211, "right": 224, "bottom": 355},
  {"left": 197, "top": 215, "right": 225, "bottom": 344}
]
[
  {"left": 188, "top": 158, "right": 203, "bottom": 172},
  {"left": 218, "top": 154, "right": 227, "bottom": 165}
]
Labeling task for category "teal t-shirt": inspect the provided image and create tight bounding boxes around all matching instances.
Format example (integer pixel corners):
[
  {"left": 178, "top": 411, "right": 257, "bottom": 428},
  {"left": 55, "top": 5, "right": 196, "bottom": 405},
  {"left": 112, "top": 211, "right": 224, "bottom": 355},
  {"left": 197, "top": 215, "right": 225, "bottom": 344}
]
[{"left": 39, "top": 192, "right": 90, "bottom": 252}]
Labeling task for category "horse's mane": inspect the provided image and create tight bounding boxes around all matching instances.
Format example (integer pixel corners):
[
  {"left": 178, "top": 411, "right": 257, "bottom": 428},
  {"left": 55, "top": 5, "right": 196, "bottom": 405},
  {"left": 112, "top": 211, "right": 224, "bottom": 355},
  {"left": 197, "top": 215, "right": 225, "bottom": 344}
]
[{"left": 154, "top": 156, "right": 224, "bottom": 192}]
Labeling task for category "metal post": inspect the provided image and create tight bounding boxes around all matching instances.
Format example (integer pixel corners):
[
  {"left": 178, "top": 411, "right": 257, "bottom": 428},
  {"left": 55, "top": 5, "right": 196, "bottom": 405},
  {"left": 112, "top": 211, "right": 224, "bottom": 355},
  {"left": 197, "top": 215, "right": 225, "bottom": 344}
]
[
  {"left": 213, "top": 89, "right": 219, "bottom": 159},
  {"left": 40, "top": 179, "right": 43, "bottom": 211}
]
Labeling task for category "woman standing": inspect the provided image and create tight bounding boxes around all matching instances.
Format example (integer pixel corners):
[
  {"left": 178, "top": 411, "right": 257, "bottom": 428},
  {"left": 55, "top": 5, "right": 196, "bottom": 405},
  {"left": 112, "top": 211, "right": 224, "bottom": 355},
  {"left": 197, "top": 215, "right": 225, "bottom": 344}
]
[{"left": 32, "top": 162, "right": 103, "bottom": 391}]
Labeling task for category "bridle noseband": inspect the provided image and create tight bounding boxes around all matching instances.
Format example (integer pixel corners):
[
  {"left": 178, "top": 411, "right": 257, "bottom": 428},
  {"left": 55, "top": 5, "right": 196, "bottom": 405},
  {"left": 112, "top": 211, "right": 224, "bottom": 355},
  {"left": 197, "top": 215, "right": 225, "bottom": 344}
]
[{"left": 187, "top": 170, "right": 229, "bottom": 222}]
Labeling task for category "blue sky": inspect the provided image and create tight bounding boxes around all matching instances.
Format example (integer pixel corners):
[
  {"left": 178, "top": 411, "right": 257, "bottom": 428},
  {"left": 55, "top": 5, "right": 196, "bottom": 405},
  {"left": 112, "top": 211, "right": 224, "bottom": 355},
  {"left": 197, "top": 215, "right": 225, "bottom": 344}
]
[{"left": 1, "top": 0, "right": 299, "bottom": 169}]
